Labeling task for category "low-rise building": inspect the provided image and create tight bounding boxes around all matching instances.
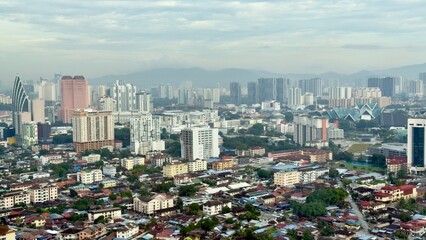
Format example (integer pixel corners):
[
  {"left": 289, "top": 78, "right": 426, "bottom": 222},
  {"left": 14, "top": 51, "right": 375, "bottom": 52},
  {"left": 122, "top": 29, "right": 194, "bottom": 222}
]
[
  {"left": 103, "top": 165, "right": 117, "bottom": 177},
  {"left": 0, "top": 225, "right": 16, "bottom": 240},
  {"left": 151, "top": 153, "right": 172, "bottom": 167},
  {"left": 375, "top": 184, "right": 417, "bottom": 202},
  {"left": 115, "top": 222, "right": 139, "bottom": 239},
  {"left": 203, "top": 199, "right": 232, "bottom": 216},
  {"left": 163, "top": 161, "right": 188, "bottom": 178},
  {"left": 298, "top": 166, "right": 329, "bottom": 183},
  {"left": 87, "top": 208, "right": 122, "bottom": 222},
  {"left": 82, "top": 154, "right": 101, "bottom": 163},
  {"left": 386, "top": 156, "right": 407, "bottom": 174},
  {"left": 187, "top": 159, "right": 207, "bottom": 172},
  {"left": 0, "top": 190, "right": 30, "bottom": 209},
  {"left": 273, "top": 170, "right": 301, "bottom": 186},
  {"left": 40, "top": 154, "right": 62, "bottom": 165},
  {"left": 29, "top": 183, "right": 58, "bottom": 203},
  {"left": 211, "top": 158, "right": 236, "bottom": 171},
  {"left": 249, "top": 146, "right": 266, "bottom": 157},
  {"left": 133, "top": 193, "right": 174, "bottom": 215},
  {"left": 77, "top": 169, "right": 103, "bottom": 184},
  {"left": 121, "top": 158, "right": 134, "bottom": 170}
]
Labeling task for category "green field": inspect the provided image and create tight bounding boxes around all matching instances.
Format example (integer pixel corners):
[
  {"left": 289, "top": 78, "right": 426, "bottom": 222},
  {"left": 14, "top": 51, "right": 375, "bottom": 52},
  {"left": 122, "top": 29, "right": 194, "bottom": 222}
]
[
  {"left": 334, "top": 161, "right": 385, "bottom": 173},
  {"left": 347, "top": 143, "right": 370, "bottom": 154}
]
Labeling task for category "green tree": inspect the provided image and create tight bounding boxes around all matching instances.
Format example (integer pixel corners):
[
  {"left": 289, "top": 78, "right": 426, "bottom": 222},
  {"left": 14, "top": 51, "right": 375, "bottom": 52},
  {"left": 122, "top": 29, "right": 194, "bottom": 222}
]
[
  {"left": 256, "top": 169, "right": 272, "bottom": 179},
  {"left": 72, "top": 198, "right": 95, "bottom": 211},
  {"left": 178, "top": 185, "right": 198, "bottom": 197},
  {"left": 152, "top": 182, "right": 176, "bottom": 193},
  {"left": 369, "top": 154, "right": 386, "bottom": 167},
  {"left": 328, "top": 168, "right": 339, "bottom": 178},
  {"left": 94, "top": 215, "right": 106, "bottom": 224},
  {"left": 52, "top": 134, "right": 73, "bottom": 144},
  {"left": 38, "top": 149, "right": 50, "bottom": 156},
  {"left": 185, "top": 203, "right": 202, "bottom": 215},
  {"left": 395, "top": 230, "right": 408, "bottom": 239},
  {"left": 284, "top": 112, "right": 294, "bottom": 123},
  {"left": 109, "top": 193, "right": 117, "bottom": 201},
  {"left": 197, "top": 217, "right": 218, "bottom": 231},
  {"left": 247, "top": 123, "right": 265, "bottom": 135},
  {"left": 302, "top": 230, "right": 315, "bottom": 240}
]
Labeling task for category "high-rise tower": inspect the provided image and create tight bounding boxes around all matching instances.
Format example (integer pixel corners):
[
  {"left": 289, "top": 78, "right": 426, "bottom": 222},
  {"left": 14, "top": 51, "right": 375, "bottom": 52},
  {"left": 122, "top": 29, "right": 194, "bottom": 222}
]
[
  {"left": 12, "top": 76, "right": 31, "bottom": 137},
  {"left": 59, "top": 76, "right": 89, "bottom": 123}
]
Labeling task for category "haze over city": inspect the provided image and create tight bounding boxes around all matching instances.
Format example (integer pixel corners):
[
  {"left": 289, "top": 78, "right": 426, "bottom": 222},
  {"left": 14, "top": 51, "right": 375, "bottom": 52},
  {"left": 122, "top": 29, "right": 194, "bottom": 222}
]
[{"left": 1, "top": 0, "right": 426, "bottom": 85}]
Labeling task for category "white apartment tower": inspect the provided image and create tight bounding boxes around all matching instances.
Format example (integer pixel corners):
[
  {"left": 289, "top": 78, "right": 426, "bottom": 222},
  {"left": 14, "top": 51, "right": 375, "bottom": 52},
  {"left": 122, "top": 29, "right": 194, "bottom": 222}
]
[
  {"left": 181, "top": 127, "right": 220, "bottom": 161},
  {"left": 113, "top": 80, "right": 137, "bottom": 112},
  {"left": 130, "top": 113, "right": 164, "bottom": 155},
  {"left": 136, "top": 91, "right": 152, "bottom": 112}
]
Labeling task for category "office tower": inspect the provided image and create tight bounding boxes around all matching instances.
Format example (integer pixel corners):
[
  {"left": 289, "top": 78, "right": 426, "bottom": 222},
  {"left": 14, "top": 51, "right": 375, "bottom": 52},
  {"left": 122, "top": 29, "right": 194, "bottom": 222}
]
[
  {"left": 178, "top": 89, "right": 198, "bottom": 106},
  {"left": 130, "top": 113, "right": 164, "bottom": 155},
  {"left": 230, "top": 82, "right": 241, "bottom": 105},
  {"left": 298, "top": 78, "right": 322, "bottom": 97},
  {"left": 37, "top": 122, "right": 51, "bottom": 143},
  {"left": 98, "top": 96, "right": 117, "bottom": 111},
  {"left": 258, "top": 78, "right": 276, "bottom": 102},
  {"left": 54, "top": 73, "right": 62, "bottom": 101},
  {"left": 31, "top": 99, "right": 45, "bottom": 123},
  {"left": 158, "top": 84, "right": 174, "bottom": 99},
  {"left": 302, "top": 92, "right": 314, "bottom": 106},
  {"left": 112, "top": 80, "right": 137, "bottom": 112},
  {"left": 276, "top": 78, "right": 290, "bottom": 103},
  {"left": 21, "top": 122, "right": 38, "bottom": 147},
  {"left": 328, "top": 87, "right": 352, "bottom": 99},
  {"left": 288, "top": 87, "right": 302, "bottom": 107},
  {"left": 408, "top": 80, "right": 424, "bottom": 98},
  {"left": 72, "top": 109, "right": 114, "bottom": 153},
  {"left": 247, "top": 82, "right": 258, "bottom": 105},
  {"left": 88, "top": 85, "right": 96, "bottom": 107},
  {"left": 98, "top": 85, "right": 108, "bottom": 97},
  {"left": 368, "top": 77, "right": 403, "bottom": 97},
  {"left": 59, "top": 76, "right": 89, "bottom": 123},
  {"left": 135, "top": 91, "right": 152, "bottom": 112},
  {"left": 407, "top": 118, "right": 426, "bottom": 172},
  {"left": 37, "top": 79, "right": 56, "bottom": 105},
  {"left": 293, "top": 115, "right": 328, "bottom": 147},
  {"left": 420, "top": 73, "right": 426, "bottom": 84},
  {"left": 12, "top": 76, "right": 32, "bottom": 139},
  {"left": 181, "top": 127, "right": 219, "bottom": 161}
]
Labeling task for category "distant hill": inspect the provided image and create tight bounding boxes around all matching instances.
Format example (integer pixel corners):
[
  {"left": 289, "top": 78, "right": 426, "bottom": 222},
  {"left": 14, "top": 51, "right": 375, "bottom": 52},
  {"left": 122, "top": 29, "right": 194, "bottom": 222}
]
[{"left": 89, "top": 63, "right": 426, "bottom": 89}]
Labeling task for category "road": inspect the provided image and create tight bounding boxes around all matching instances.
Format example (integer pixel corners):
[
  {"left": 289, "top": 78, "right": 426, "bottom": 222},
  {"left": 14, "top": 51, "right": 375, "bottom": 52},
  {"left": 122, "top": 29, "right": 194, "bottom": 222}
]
[
  {"left": 338, "top": 180, "right": 370, "bottom": 236},
  {"left": 347, "top": 194, "right": 370, "bottom": 235}
]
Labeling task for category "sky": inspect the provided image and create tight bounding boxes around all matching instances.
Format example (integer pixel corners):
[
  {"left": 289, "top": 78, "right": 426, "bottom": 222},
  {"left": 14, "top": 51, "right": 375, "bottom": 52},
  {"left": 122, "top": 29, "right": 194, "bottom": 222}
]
[{"left": 1, "top": 0, "right": 426, "bottom": 85}]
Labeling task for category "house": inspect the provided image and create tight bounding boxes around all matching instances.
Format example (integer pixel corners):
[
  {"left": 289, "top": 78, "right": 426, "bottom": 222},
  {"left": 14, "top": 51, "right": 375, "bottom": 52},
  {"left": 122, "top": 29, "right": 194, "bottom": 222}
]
[
  {"left": 87, "top": 208, "right": 122, "bottom": 222},
  {"left": 248, "top": 146, "right": 266, "bottom": 157},
  {"left": 400, "top": 219, "right": 426, "bottom": 238},
  {"left": 259, "top": 194, "right": 275, "bottom": 205},
  {"left": 360, "top": 201, "right": 386, "bottom": 212},
  {"left": 375, "top": 184, "right": 417, "bottom": 202},
  {"left": 133, "top": 193, "right": 174, "bottom": 215},
  {"left": 0, "top": 225, "right": 15, "bottom": 240},
  {"left": 203, "top": 199, "right": 232, "bottom": 216}
]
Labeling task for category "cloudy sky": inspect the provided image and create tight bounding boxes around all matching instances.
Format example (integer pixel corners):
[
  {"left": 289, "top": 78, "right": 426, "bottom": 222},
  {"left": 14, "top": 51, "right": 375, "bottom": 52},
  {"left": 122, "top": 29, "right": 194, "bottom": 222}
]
[{"left": 1, "top": 0, "right": 426, "bottom": 85}]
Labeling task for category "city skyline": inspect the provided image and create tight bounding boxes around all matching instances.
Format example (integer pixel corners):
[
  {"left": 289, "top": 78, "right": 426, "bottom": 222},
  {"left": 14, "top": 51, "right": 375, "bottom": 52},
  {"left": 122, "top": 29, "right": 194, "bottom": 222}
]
[{"left": 1, "top": 1, "right": 426, "bottom": 85}]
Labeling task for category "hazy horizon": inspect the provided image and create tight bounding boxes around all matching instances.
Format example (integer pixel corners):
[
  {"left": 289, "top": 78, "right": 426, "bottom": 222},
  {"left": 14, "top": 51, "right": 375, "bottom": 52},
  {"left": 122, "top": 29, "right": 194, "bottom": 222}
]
[{"left": 1, "top": 0, "right": 426, "bottom": 84}]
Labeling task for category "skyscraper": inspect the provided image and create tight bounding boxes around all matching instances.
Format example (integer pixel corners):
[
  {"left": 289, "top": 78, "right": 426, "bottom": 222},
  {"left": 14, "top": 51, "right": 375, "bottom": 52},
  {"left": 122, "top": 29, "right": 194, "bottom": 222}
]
[
  {"left": 298, "top": 78, "right": 322, "bottom": 97},
  {"left": 294, "top": 115, "right": 328, "bottom": 148},
  {"left": 407, "top": 118, "right": 426, "bottom": 172},
  {"left": 113, "top": 80, "right": 137, "bottom": 112},
  {"left": 258, "top": 78, "right": 276, "bottom": 102},
  {"left": 136, "top": 91, "right": 152, "bottom": 112},
  {"left": 181, "top": 127, "right": 219, "bottom": 161},
  {"left": 230, "top": 82, "right": 241, "bottom": 105},
  {"left": 420, "top": 72, "right": 426, "bottom": 84},
  {"left": 288, "top": 87, "right": 302, "bottom": 107},
  {"left": 72, "top": 109, "right": 114, "bottom": 153},
  {"left": 21, "top": 122, "right": 38, "bottom": 147},
  {"left": 59, "top": 76, "right": 89, "bottom": 123},
  {"left": 247, "top": 82, "right": 258, "bottom": 105},
  {"left": 12, "top": 76, "right": 31, "bottom": 138},
  {"left": 130, "top": 113, "right": 164, "bottom": 155},
  {"left": 367, "top": 77, "right": 403, "bottom": 97},
  {"left": 276, "top": 78, "right": 290, "bottom": 103}
]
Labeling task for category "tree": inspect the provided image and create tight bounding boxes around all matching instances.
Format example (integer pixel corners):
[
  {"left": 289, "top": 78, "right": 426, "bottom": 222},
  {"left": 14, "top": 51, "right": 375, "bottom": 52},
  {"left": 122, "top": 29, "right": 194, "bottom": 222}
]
[
  {"left": 369, "top": 154, "right": 386, "bottom": 167},
  {"left": 397, "top": 169, "right": 407, "bottom": 179},
  {"left": 178, "top": 185, "right": 198, "bottom": 197},
  {"left": 222, "top": 206, "right": 231, "bottom": 214},
  {"left": 247, "top": 123, "right": 265, "bottom": 135},
  {"left": 72, "top": 198, "right": 95, "bottom": 211},
  {"left": 197, "top": 217, "right": 218, "bottom": 231},
  {"left": 94, "top": 215, "right": 106, "bottom": 224},
  {"left": 292, "top": 201, "right": 327, "bottom": 219},
  {"left": 70, "top": 189, "right": 78, "bottom": 198},
  {"left": 395, "top": 230, "right": 408, "bottom": 239},
  {"left": 38, "top": 149, "right": 50, "bottom": 156},
  {"left": 109, "top": 193, "right": 117, "bottom": 201},
  {"left": 302, "top": 230, "right": 315, "bottom": 240},
  {"left": 139, "top": 187, "right": 150, "bottom": 196},
  {"left": 284, "top": 112, "right": 294, "bottom": 123},
  {"left": 328, "top": 168, "right": 339, "bottom": 178},
  {"left": 152, "top": 182, "right": 175, "bottom": 193},
  {"left": 286, "top": 229, "right": 298, "bottom": 240},
  {"left": 52, "top": 134, "right": 73, "bottom": 144},
  {"left": 306, "top": 188, "right": 348, "bottom": 205},
  {"left": 186, "top": 203, "right": 202, "bottom": 215},
  {"left": 256, "top": 169, "right": 272, "bottom": 179}
]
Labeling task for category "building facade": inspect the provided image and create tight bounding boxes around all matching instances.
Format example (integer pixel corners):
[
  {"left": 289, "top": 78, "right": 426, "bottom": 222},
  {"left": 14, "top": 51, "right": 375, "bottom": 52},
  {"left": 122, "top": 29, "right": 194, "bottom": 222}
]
[
  {"left": 130, "top": 113, "right": 164, "bottom": 155},
  {"left": 407, "top": 118, "right": 426, "bottom": 172},
  {"left": 59, "top": 76, "right": 89, "bottom": 123},
  {"left": 72, "top": 109, "right": 114, "bottom": 153},
  {"left": 180, "top": 127, "right": 219, "bottom": 161},
  {"left": 113, "top": 80, "right": 137, "bottom": 112}
]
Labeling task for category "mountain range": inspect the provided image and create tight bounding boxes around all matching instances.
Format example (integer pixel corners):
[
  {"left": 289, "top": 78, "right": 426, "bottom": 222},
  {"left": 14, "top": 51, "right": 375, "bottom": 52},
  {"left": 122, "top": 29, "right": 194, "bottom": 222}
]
[{"left": 90, "top": 63, "right": 426, "bottom": 89}]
